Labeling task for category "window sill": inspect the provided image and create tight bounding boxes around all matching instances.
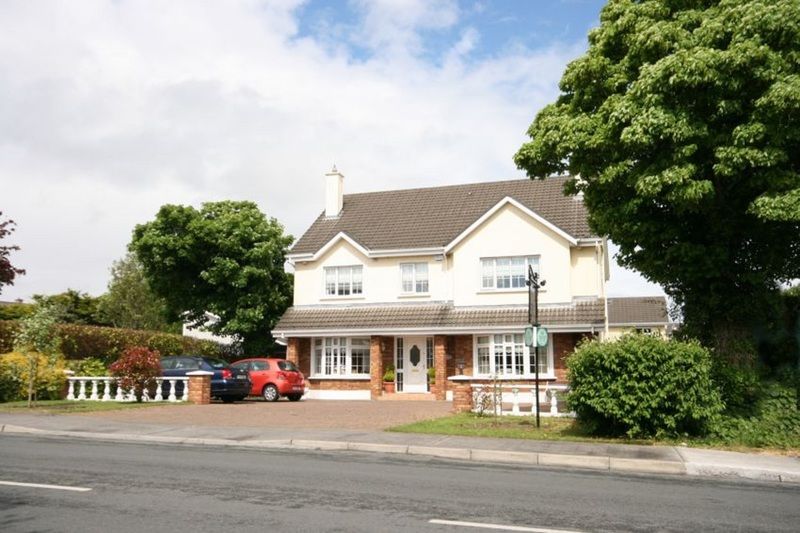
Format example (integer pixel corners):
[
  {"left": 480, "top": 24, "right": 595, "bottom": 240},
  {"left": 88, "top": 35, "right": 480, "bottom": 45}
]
[
  {"left": 308, "top": 375, "right": 371, "bottom": 380},
  {"left": 320, "top": 296, "right": 366, "bottom": 301},
  {"left": 398, "top": 293, "right": 431, "bottom": 299}
]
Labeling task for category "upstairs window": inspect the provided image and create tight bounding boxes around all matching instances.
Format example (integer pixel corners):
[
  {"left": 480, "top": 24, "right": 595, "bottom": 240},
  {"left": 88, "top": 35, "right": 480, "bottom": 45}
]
[
  {"left": 480, "top": 256, "right": 539, "bottom": 290},
  {"left": 400, "top": 262, "right": 429, "bottom": 294},
  {"left": 324, "top": 265, "right": 363, "bottom": 297}
]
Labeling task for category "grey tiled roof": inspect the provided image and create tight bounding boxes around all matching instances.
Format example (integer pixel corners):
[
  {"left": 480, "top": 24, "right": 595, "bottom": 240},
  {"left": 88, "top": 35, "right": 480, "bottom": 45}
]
[
  {"left": 607, "top": 296, "right": 669, "bottom": 325},
  {"left": 290, "top": 176, "right": 594, "bottom": 255},
  {"left": 272, "top": 297, "right": 669, "bottom": 333}
]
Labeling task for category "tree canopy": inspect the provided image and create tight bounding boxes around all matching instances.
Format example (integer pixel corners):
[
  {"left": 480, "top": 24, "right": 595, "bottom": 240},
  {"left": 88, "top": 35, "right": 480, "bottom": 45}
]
[
  {"left": 130, "top": 201, "right": 293, "bottom": 354},
  {"left": 515, "top": 0, "right": 800, "bottom": 355},
  {"left": 0, "top": 212, "right": 25, "bottom": 293},
  {"left": 32, "top": 289, "right": 109, "bottom": 326},
  {"left": 95, "top": 253, "right": 178, "bottom": 332}
]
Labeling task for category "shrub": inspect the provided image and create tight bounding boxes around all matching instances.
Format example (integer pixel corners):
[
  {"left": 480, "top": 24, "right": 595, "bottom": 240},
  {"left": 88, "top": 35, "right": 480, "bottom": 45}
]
[
  {"left": 0, "top": 320, "right": 222, "bottom": 364},
  {"left": 109, "top": 346, "right": 161, "bottom": 402},
  {"left": 66, "top": 357, "right": 107, "bottom": 377},
  {"left": 383, "top": 365, "right": 395, "bottom": 382},
  {"left": 711, "top": 359, "right": 760, "bottom": 415},
  {"left": 0, "top": 352, "right": 67, "bottom": 402},
  {"left": 567, "top": 334, "right": 723, "bottom": 438}
]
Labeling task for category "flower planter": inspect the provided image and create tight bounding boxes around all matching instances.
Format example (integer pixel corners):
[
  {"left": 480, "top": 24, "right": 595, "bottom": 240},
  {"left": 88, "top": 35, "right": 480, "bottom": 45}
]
[{"left": 383, "top": 381, "right": 395, "bottom": 394}]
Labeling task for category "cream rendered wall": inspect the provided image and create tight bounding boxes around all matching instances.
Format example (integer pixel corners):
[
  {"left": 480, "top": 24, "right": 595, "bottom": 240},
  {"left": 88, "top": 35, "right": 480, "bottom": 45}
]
[
  {"left": 605, "top": 326, "right": 667, "bottom": 340},
  {"left": 292, "top": 239, "right": 447, "bottom": 305},
  {"left": 448, "top": 204, "right": 575, "bottom": 306},
  {"left": 570, "top": 246, "right": 602, "bottom": 297}
]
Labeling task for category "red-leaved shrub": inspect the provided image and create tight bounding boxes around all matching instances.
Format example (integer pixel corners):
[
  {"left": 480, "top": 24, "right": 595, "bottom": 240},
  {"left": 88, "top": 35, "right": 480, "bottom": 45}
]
[{"left": 109, "top": 346, "right": 161, "bottom": 402}]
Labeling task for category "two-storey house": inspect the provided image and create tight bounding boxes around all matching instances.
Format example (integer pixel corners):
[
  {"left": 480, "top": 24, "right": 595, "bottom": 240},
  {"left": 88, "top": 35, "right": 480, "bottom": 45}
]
[{"left": 273, "top": 168, "right": 669, "bottom": 402}]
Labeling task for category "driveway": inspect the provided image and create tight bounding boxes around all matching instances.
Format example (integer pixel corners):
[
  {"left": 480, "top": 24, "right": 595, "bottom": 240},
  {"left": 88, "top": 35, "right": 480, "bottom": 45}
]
[{"left": 82, "top": 399, "right": 453, "bottom": 430}]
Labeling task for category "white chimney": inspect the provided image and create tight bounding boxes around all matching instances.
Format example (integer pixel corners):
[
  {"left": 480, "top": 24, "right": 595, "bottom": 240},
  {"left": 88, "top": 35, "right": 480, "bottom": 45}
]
[{"left": 325, "top": 165, "right": 344, "bottom": 217}]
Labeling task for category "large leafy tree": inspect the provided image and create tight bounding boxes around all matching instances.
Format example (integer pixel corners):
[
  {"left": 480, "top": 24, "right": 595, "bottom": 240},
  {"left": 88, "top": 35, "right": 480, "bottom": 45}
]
[
  {"left": 96, "top": 253, "right": 178, "bottom": 332},
  {"left": 130, "top": 201, "right": 293, "bottom": 354},
  {"left": 32, "top": 289, "right": 109, "bottom": 326},
  {"left": 515, "top": 0, "right": 800, "bottom": 359},
  {"left": 0, "top": 211, "right": 25, "bottom": 293}
]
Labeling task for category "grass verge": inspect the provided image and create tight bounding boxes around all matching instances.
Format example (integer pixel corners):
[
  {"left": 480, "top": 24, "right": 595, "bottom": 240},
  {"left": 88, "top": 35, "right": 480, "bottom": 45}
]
[{"left": 0, "top": 400, "right": 169, "bottom": 414}]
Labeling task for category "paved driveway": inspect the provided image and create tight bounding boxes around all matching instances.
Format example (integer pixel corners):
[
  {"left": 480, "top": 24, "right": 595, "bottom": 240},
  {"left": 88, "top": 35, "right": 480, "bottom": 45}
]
[{"left": 83, "top": 399, "right": 453, "bottom": 430}]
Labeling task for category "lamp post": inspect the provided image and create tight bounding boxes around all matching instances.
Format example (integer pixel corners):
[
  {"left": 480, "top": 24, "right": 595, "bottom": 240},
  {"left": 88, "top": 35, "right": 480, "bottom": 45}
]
[{"left": 527, "top": 266, "right": 545, "bottom": 428}]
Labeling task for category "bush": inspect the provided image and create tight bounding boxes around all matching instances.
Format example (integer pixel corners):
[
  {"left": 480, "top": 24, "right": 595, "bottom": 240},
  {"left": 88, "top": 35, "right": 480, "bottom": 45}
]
[
  {"left": 109, "top": 346, "right": 161, "bottom": 402},
  {"left": 711, "top": 359, "right": 760, "bottom": 415},
  {"left": 0, "top": 351, "right": 67, "bottom": 402},
  {"left": 0, "top": 320, "right": 221, "bottom": 364},
  {"left": 66, "top": 357, "right": 107, "bottom": 377},
  {"left": 567, "top": 334, "right": 723, "bottom": 438}
]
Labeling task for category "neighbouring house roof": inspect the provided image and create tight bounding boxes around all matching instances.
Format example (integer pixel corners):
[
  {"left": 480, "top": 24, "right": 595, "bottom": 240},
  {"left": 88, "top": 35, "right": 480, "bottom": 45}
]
[
  {"left": 290, "top": 176, "right": 595, "bottom": 256},
  {"left": 272, "top": 297, "right": 669, "bottom": 334}
]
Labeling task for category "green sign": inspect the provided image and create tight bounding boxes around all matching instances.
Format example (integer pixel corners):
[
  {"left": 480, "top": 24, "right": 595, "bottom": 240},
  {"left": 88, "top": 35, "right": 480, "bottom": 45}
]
[
  {"left": 524, "top": 326, "right": 534, "bottom": 347},
  {"left": 536, "top": 327, "right": 549, "bottom": 347}
]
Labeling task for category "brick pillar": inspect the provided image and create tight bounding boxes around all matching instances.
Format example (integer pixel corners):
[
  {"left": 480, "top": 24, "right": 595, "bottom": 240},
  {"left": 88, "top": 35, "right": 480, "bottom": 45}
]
[
  {"left": 286, "top": 338, "right": 300, "bottom": 365},
  {"left": 370, "top": 336, "right": 384, "bottom": 400},
  {"left": 451, "top": 381, "right": 472, "bottom": 413},
  {"left": 433, "top": 335, "right": 447, "bottom": 400},
  {"left": 187, "top": 371, "right": 212, "bottom": 404}
]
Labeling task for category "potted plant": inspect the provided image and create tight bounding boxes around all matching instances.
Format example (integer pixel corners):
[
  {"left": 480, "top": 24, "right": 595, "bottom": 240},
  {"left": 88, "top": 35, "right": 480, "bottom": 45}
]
[{"left": 383, "top": 365, "right": 395, "bottom": 394}]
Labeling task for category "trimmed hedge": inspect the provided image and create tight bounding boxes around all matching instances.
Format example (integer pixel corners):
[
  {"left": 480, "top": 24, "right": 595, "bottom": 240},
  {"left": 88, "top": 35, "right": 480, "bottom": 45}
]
[
  {"left": 0, "top": 320, "right": 221, "bottom": 365},
  {"left": 567, "top": 333, "right": 724, "bottom": 438}
]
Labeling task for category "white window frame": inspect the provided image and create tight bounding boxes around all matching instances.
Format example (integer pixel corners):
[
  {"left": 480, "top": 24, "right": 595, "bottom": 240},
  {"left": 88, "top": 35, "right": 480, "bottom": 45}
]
[
  {"left": 472, "top": 333, "right": 554, "bottom": 378},
  {"left": 480, "top": 255, "right": 540, "bottom": 291},
  {"left": 399, "top": 262, "right": 429, "bottom": 295},
  {"left": 323, "top": 265, "right": 363, "bottom": 298},
  {"left": 311, "top": 337, "right": 371, "bottom": 377}
]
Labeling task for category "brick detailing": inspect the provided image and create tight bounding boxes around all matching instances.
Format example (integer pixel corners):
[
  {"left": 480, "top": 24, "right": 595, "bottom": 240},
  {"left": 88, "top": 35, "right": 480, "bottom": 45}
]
[
  {"left": 552, "top": 332, "right": 595, "bottom": 383},
  {"left": 451, "top": 335, "right": 473, "bottom": 376},
  {"left": 287, "top": 338, "right": 300, "bottom": 365},
  {"left": 369, "top": 336, "right": 384, "bottom": 399},
  {"left": 307, "top": 379, "right": 369, "bottom": 391},
  {"left": 188, "top": 375, "right": 211, "bottom": 404},
  {"left": 433, "top": 335, "right": 447, "bottom": 400},
  {"left": 451, "top": 381, "right": 472, "bottom": 413}
]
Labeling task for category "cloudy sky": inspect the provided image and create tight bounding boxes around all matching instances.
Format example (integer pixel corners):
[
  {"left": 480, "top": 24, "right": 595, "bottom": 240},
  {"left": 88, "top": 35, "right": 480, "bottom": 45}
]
[{"left": 1, "top": 0, "right": 664, "bottom": 301}]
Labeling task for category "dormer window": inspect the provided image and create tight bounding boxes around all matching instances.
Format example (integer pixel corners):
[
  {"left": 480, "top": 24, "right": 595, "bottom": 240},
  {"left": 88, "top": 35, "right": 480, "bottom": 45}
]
[
  {"left": 324, "top": 265, "right": 363, "bottom": 297},
  {"left": 400, "top": 262, "right": 429, "bottom": 294},
  {"left": 481, "top": 256, "right": 539, "bottom": 290}
]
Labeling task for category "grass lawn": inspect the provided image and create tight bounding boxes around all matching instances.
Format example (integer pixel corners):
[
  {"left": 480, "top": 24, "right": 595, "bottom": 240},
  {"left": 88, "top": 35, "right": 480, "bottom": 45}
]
[
  {"left": 388, "top": 413, "right": 800, "bottom": 455},
  {"left": 0, "top": 400, "right": 172, "bottom": 414}
]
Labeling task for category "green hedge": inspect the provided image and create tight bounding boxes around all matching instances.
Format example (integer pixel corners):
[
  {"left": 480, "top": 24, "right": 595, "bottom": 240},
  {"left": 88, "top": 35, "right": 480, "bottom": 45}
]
[
  {"left": 567, "top": 333, "right": 723, "bottom": 438},
  {"left": 0, "top": 320, "right": 221, "bottom": 365}
]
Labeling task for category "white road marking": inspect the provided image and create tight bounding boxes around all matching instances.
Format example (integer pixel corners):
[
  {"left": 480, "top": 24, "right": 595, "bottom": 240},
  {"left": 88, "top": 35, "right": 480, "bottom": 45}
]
[
  {"left": 429, "top": 519, "right": 584, "bottom": 533},
  {"left": 0, "top": 480, "right": 92, "bottom": 492}
]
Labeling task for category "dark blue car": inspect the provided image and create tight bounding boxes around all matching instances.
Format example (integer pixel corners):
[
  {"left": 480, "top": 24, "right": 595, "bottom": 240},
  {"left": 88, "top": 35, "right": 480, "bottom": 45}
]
[{"left": 160, "top": 356, "right": 251, "bottom": 402}]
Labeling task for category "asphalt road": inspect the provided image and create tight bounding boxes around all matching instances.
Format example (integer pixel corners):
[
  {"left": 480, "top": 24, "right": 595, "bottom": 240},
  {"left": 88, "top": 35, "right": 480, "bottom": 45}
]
[{"left": 1, "top": 435, "right": 798, "bottom": 533}]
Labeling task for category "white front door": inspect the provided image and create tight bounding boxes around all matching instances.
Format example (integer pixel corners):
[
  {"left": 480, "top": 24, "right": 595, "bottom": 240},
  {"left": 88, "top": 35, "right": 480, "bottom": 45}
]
[{"left": 401, "top": 336, "right": 428, "bottom": 393}]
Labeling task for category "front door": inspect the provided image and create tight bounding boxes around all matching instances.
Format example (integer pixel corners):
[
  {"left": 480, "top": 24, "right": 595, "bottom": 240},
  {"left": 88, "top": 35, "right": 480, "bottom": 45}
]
[{"left": 401, "top": 336, "right": 427, "bottom": 393}]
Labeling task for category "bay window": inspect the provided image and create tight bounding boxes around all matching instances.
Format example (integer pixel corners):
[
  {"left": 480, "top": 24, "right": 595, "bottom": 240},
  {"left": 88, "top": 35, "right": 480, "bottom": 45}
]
[
  {"left": 481, "top": 256, "right": 539, "bottom": 290},
  {"left": 474, "top": 334, "right": 551, "bottom": 377},
  {"left": 312, "top": 337, "right": 370, "bottom": 376}
]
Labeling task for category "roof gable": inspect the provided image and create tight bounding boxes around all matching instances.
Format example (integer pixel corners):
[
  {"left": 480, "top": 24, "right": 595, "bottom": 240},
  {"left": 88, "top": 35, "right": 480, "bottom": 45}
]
[{"left": 290, "top": 176, "right": 595, "bottom": 257}]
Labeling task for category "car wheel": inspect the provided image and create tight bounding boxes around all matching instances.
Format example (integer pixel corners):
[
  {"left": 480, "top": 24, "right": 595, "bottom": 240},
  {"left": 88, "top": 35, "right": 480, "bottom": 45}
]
[
  {"left": 287, "top": 394, "right": 302, "bottom": 402},
  {"left": 262, "top": 384, "right": 279, "bottom": 402}
]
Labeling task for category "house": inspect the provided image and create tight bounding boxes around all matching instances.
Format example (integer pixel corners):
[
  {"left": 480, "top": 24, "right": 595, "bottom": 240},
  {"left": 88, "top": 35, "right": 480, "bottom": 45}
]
[{"left": 272, "top": 168, "right": 669, "bottom": 402}]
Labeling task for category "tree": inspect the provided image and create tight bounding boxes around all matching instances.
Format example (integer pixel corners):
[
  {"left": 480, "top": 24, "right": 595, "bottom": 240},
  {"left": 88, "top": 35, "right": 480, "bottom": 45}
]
[
  {"left": 130, "top": 201, "right": 293, "bottom": 354},
  {"left": 515, "top": 0, "right": 800, "bottom": 361},
  {"left": 0, "top": 212, "right": 25, "bottom": 293},
  {"left": 13, "top": 304, "right": 62, "bottom": 407},
  {"left": 95, "top": 253, "right": 178, "bottom": 332},
  {"left": 32, "top": 289, "right": 109, "bottom": 326}
]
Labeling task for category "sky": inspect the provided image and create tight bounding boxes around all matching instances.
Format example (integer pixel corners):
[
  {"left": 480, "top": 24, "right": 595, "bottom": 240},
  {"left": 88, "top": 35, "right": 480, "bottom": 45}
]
[{"left": 0, "top": 0, "right": 665, "bottom": 302}]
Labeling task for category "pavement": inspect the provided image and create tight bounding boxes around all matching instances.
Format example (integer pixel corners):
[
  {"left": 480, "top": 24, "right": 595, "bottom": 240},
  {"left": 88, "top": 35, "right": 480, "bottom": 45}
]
[{"left": 1, "top": 403, "right": 799, "bottom": 485}]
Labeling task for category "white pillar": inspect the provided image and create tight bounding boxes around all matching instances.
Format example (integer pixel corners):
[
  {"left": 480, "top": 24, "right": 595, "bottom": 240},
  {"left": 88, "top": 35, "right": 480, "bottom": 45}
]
[
  {"left": 89, "top": 379, "right": 99, "bottom": 401},
  {"left": 102, "top": 379, "right": 111, "bottom": 401},
  {"left": 66, "top": 379, "right": 75, "bottom": 401},
  {"left": 168, "top": 379, "right": 177, "bottom": 402},
  {"left": 511, "top": 387, "right": 520, "bottom": 415},
  {"left": 77, "top": 379, "right": 87, "bottom": 401},
  {"left": 154, "top": 379, "right": 164, "bottom": 401}
]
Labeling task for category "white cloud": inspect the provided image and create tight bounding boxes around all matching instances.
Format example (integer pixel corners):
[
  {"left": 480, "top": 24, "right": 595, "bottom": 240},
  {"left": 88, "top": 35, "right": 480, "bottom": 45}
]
[{"left": 0, "top": 0, "right": 662, "bottom": 300}]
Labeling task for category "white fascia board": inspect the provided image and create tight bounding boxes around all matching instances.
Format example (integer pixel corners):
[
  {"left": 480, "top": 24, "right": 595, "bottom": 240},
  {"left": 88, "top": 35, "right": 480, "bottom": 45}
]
[
  {"left": 368, "top": 247, "right": 444, "bottom": 258},
  {"left": 444, "top": 196, "right": 578, "bottom": 253},
  {"left": 272, "top": 324, "right": 601, "bottom": 337},
  {"left": 287, "top": 233, "right": 444, "bottom": 263},
  {"left": 576, "top": 238, "right": 603, "bottom": 246}
]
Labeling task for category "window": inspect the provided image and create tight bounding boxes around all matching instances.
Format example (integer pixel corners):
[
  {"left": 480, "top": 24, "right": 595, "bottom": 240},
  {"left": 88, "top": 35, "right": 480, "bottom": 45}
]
[
  {"left": 324, "top": 265, "right": 363, "bottom": 297},
  {"left": 426, "top": 337, "right": 434, "bottom": 368},
  {"left": 312, "top": 337, "right": 371, "bottom": 376},
  {"left": 474, "top": 334, "right": 552, "bottom": 377},
  {"left": 480, "top": 256, "right": 539, "bottom": 290},
  {"left": 400, "top": 262, "right": 429, "bottom": 294}
]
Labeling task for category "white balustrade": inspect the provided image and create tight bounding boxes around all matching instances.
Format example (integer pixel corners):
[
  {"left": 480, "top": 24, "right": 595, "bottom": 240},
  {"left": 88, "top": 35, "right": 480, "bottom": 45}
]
[
  {"left": 469, "top": 383, "right": 572, "bottom": 417},
  {"left": 66, "top": 376, "right": 189, "bottom": 403}
]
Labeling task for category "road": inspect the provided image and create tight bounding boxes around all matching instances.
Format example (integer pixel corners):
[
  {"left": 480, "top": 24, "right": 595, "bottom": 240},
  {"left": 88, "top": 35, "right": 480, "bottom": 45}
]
[{"left": 0, "top": 435, "right": 798, "bottom": 532}]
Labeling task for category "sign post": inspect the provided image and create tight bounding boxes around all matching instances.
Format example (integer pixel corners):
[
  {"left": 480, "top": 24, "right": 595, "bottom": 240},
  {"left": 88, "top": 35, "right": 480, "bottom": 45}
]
[{"left": 526, "top": 266, "right": 546, "bottom": 428}]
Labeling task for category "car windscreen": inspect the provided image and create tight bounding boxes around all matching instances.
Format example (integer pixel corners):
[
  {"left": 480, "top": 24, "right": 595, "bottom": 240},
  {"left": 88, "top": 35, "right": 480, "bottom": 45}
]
[
  {"left": 277, "top": 360, "right": 299, "bottom": 372},
  {"left": 203, "top": 358, "right": 229, "bottom": 370}
]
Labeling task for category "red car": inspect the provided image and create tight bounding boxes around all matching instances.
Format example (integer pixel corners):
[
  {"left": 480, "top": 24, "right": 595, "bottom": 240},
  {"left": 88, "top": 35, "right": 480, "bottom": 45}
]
[{"left": 230, "top": 358, "right": 305, "bottom": 402}]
